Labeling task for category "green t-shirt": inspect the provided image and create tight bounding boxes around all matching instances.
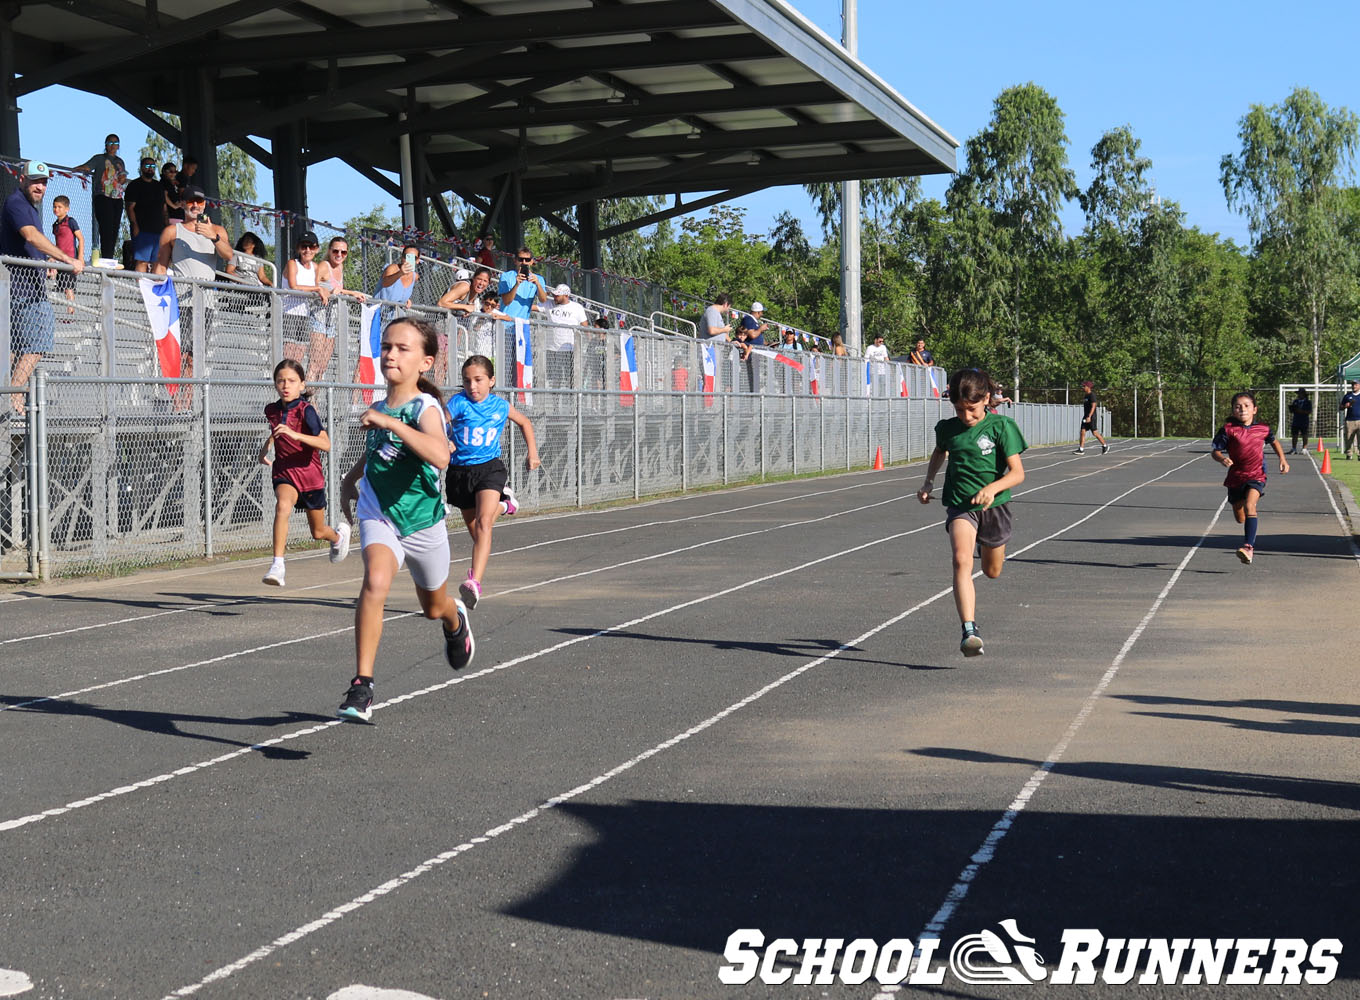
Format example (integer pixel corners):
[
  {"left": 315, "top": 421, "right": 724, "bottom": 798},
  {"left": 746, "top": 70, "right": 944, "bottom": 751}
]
[
  {"left": 935, "top": 412, "right": 1028, "bottom": 510},
  {"left": 358, "top": 393, "right": 445, "bottom": 536}
]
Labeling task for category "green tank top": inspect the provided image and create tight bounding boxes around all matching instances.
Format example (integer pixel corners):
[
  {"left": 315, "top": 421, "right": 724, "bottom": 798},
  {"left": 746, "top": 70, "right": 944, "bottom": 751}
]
[{"left": 361, "top": 393, "right": 445, "bottom": 536}]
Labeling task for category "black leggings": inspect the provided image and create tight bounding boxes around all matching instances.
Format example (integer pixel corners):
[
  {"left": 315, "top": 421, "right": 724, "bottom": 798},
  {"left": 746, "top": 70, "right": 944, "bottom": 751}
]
[{"left": 93, "top": 196, "right": 124, "bottom": 259}]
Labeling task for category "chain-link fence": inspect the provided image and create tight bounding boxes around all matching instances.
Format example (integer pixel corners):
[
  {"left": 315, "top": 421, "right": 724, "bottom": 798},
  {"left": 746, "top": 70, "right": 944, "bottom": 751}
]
[
  {"left": 1024, "top": 384, "right": 1324, "bottom": 440},
  {"left": 12, "top": 365, "right": 1092, "bottom": 579},
  {"left": 1, "top": 383, "right": 40, "bottom": 580}
]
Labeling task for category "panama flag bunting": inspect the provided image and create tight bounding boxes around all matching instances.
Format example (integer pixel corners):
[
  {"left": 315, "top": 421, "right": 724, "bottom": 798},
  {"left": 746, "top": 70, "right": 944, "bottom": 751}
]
[
  {"left": 749, "top": 347, "right": 804, "bottom": 372},
  {"left": 899, "top": 364, "right": 909, "bottom": 398},
  {"left": 928, "top": 366, "right": 944, "bottom": 398},
  {"left": 619, "top": 330, "right": 638, "bottom": 407},
  {"left": 137, "top": 275, "right": 183, "bottom": 395},
  {"left": 807, "top": 351, "right": 820, "bottom": 395},
  {"left": 514, "top": 318, "right": 534, "bottom": 405},
  {"left": 357, "top": 302, "right": 385, "bottom": 404},
  {"left": 701, "top": 343, "right": 717, "bottom": 407}
]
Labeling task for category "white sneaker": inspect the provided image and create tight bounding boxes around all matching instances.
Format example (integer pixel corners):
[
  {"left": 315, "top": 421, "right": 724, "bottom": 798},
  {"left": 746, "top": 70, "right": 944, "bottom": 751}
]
[
  {"left": 330, "top": 522, "right": 351, "bottom": 563},
  {"left": 501, "top": 484, "right": 518, "bottom": 516},
  {"left": 263, "top": 559, "right": 285, "bottom": 586}
]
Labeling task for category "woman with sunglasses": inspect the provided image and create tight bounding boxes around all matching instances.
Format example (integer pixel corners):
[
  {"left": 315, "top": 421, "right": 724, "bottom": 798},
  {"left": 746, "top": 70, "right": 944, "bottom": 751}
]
[
  {"left": 307, "top": 236, "right": 368, "bottom": 382},
  {"left": 496, "top": 247, "right": 547, "bottom": 319}
]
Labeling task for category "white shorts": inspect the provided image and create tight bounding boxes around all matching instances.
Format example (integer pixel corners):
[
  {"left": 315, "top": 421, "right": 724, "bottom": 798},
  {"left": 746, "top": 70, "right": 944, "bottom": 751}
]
[{"left": 359, "top": 517, "right": 451, "bottom": 591}]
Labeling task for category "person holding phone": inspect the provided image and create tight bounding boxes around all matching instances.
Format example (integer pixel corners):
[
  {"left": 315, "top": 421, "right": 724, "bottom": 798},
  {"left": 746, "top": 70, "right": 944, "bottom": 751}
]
[
  {"left": 497, "top": 246, "right": 547, "bottom": 319},
  {"left": 373, "top": 242, "right": 421, "bottom": 309}
]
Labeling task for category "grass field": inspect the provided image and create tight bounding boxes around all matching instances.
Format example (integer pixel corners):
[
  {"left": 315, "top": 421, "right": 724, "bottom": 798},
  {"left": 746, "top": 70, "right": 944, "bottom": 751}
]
[{"left": 1323, "top": 445, "right": 1360, "bottom": 509}]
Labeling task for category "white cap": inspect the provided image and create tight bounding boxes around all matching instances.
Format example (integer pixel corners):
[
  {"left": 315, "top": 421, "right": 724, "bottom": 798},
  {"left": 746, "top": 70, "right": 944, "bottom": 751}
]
[
  {"left": 454, "top": 268, "right": 471, "bottom": 281},
  {"left": 553, "top": 283, "right": 571, "bottom": 296},
  {"left": 751, "top": 301, "right": 765, "bottom": 312}
]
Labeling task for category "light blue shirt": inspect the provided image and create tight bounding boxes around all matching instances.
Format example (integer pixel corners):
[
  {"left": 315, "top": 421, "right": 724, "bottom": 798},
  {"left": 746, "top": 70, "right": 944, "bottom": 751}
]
[
  {"left": 497, "top": 270, "right": 543, "bottom": 319},
  {"left": 447, "top": 391, "right": 510, "bottom": 465}
]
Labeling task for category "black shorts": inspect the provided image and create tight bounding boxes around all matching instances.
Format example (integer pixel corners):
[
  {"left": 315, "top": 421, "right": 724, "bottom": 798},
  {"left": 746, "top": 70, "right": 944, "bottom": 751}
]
[
  {"left": 1290, "top": 420, "right": 1309, "bottom": 432},
  {"left": 945, "top": 502, "right": 1014, "bottom": 549},
  {"left": 1227, "top": 480, "right": 1266, "bottom": 504},
  {"left": 445, "top": 458, "right": 508, "bottom": 511},
  {"left": 273, "top": 479, "right": 326, "bottom": 511},
  {"left": 1080, "top": 418, "right": 1097, "bottom": 431}
]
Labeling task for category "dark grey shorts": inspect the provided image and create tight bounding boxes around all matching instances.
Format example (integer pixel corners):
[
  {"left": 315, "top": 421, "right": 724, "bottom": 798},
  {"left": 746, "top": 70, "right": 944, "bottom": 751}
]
[{"left": 945, "top": 502, "right": 1014, "bottom": 549}]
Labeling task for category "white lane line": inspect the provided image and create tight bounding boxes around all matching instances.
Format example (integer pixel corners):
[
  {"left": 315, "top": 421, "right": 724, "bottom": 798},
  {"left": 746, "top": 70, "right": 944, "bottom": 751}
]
[
  {"left": 871, "top": 493, "right": 1228, "bottom": 999},
  {"left": 1, "top": 449, "right": 1198, "bottom": 837},
  {"left": 159, "top": 453, "right": 1201, "bottom": 998},
  {"left": 0, "top": 969, "right": 33, "bottom": 996},
  {"left": 0, "top": 601, "right": 247, "bottom": 646},
  {"left": 1309, "top": 452, "right": 1360, "bottom": 566}
]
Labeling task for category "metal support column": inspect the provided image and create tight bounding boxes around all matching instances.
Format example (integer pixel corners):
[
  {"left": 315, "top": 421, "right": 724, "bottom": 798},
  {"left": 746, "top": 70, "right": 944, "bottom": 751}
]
[
  {"left": 839, "top": 0, "right": 862, "bottom": 354},
  {"left": 0, "top": 7, "right": 20, "bottom": 159},
  {"left": 577, "top": 200, "right": 602, "bottom": 302},
  {"left": 182, "top": 68, "right": 219, "bottom": 200}
]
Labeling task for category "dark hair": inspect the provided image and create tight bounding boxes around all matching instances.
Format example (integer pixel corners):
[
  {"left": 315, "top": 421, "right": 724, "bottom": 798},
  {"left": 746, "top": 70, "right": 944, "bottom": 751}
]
[
  {"left": 462, "top": 354, "right": 495, "bottom": 379},
  {"left": 329, "top": 235, "right": 348, "bottom": 248},
  {"left": 948, "top": 367, "right": 997, "bottom": 404},
  {"left": 183, "top": 156, "right": 198, "bottom": 168},
  {"left": 53, "top": 194, "right": 69, "bottom": 207},
  {"left": 236, "top": 232, "right": 263, "bottom": 255},
  {"left": 161, "top": 163, "right": 177, "bottom": 178},
  {"left": 515, "top": 246, "right": 533, "bottom": 258},
  {"left": 1231, "top": 390, "right": 1257, "bottom": 408},
  {"left": 272, "top": 358, "right": 311, "bottom": 398},
  {"left": 472, "top": 267, "right": 492, "bottom": 284},
  {"left": 383, "top": 317, "right": 443, "bottom": 406},
  {"left": 401, "top": 243, "right": 420, "bottom": 256},
  {"left": 482, "top": 292, "right": 500, "bottom": 305},
  {"left": 713, "top": 293, "right": 731, "bottom": 306}
]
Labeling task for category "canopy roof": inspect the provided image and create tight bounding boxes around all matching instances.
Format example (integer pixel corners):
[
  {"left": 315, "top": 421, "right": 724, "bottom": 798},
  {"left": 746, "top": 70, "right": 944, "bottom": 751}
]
[{"left": 12, "top": 0, "right": 957, "bottom": 217}]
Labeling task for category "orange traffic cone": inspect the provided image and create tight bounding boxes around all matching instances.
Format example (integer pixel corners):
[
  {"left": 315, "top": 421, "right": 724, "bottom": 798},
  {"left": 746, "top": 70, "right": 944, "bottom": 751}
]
[
  {"left": 1317, "top": 437, "right": 1325, "bottom": 454},
  {"left": 873, "top": 446, "right": 884, "bottom": 471},
  {"left": 1321, "top": 448, "right": 1332, "bottom": 474}
]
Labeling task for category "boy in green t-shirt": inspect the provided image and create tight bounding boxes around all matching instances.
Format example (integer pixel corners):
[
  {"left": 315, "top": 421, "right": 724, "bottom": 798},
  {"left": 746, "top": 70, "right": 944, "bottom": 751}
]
[{"left": 917, "top": 368, "right": 1028, "bottom": 656}]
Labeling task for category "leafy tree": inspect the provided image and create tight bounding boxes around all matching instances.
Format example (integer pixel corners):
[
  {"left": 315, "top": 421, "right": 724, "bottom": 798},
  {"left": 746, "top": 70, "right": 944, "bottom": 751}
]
[
  {"left": 1220, "top": 88, "right": 1359, "bottom": 383},
  {"left": 140, "top": 112, "right": 258, "bottom": 205},
  {"left": 950, "top": 83, "right": 1078, "bottom": 395}
]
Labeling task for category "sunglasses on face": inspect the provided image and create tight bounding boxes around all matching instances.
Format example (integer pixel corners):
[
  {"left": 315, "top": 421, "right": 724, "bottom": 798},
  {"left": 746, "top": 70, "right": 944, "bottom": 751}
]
[
  {"left": 330, "top": 248, "right": 348, "bottom": 256},
  {"left": 186, "top": 198, "right": 206, "bottom": 206},
  {"left": 516, "top": 257, "right": 533, "bottom": 263}
]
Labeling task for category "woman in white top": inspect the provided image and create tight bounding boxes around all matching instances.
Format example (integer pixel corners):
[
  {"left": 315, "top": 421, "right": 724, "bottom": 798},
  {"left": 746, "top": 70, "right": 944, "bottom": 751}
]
[
  {"left": 153, "top": 184, "right": 233, "bottom": 410},
  {"left": 316, "top": 235, "right": 367, "bottom": 384},
  {"left": 281, "top": 230, "right": 333, "bottom": 379}
]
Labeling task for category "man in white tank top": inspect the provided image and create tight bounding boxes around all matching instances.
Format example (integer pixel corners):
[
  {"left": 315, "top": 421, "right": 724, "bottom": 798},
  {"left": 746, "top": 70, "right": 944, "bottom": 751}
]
[{"left": 152, "top": 184, "right": 233, "bottom": 408}]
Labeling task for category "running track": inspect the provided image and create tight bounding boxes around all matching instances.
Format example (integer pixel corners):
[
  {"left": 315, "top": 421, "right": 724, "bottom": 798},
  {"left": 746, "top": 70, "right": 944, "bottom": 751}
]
[{"left": 1, "top": 440, "right": 1357, "bottom": 999}]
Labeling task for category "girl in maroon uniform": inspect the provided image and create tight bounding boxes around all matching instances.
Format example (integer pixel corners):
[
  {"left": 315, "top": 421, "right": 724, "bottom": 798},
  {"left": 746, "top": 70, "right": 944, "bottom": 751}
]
[
  {"left": 1211, "top": 391, "right": 1288, "bottom": 565},
  {"left": 258, "top": 359, "right": 350, "bottom": 585}
]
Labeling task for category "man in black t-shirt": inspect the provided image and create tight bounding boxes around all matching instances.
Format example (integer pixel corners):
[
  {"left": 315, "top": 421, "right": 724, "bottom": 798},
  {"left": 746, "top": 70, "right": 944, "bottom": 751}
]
[
  {"left": 1075, "top": 380, "right": 1109, "bottom": 455},
  {"left": 124, "top": 156, "right": 167, "bottom": 272}
]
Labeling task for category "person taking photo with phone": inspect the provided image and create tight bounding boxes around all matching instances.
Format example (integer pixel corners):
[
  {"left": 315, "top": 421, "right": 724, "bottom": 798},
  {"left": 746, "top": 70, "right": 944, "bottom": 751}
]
[
  {"left": 373, "top": 242, "right": 421, "bottom": 309},
  {"left": 497, "top": 246, "right": 547, "bottom": 319}
]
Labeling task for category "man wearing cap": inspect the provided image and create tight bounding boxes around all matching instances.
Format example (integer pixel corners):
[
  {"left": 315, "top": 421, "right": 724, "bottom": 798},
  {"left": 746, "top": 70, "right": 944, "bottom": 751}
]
[
  {"left": 735, "top": 302, "right": 769, "bottom": 393},
  {"left": 2, "top": 162, "right": 84, "bottom": 414},
  {"left": 78, "top": 134, "right": 128, "bottom": 260},
  {"left": 545, "top": 283, "right": 587, "bottom": 388},
  {"left": 124, "top": 155, "right": 166, "bottom": 273},
  {"left": 153, "top": 184, "right": 233, "bottom": 408}
]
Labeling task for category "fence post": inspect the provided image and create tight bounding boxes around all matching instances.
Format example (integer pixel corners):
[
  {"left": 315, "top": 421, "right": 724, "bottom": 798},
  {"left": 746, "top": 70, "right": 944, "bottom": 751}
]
[
  {"left": 845, "top": 394, "right": 851, "bottom": 470},
  {"left": 681, "top": 393, "right": 689, "bottom": 493},
  {"left": 25, "top": 372, "right": 38, "bottom": 579},
  {"left": 1211, "top": 384, "right": 1216, "bottom": 438},
  {"left": 790, "top": 393, "right": 797, "bottom": 476},
  {"left": 1133, "top": 386, "right": 1139, "bottom": 439},
  {"left": 575, "top": 388, "right": 583, "bottom": 508},
  {"left": 327, "top": 385, "right": 338, "bottom": 526},
  {"left": 633, "top": 393, "right": 640, "bottom": 501},
  {"left": 721, "top": 391, "right": 728, "bottom": 485},
  {"left": 202, "top": 381, "right": 213, "bottom": 557},
  {"left": 35, "top": 370, "right": 49, "bottom": 581},
  {"left": 759, "top": 392, "right": 766, "bottom": 481},
  {"left": 819, "top": 393, "right": 825, "bottom": 471}
]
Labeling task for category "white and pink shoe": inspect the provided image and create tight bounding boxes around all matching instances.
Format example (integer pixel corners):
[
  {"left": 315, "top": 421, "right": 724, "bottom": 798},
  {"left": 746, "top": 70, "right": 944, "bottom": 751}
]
[{"left": 458, "top": 572, "right": 482, "bottom": 610}]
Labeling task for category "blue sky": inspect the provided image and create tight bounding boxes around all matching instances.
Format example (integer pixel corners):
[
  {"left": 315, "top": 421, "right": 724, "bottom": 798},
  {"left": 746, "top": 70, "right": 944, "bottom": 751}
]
[{"left": 16, "top": 0, "right": 1358, "bottom": 247}]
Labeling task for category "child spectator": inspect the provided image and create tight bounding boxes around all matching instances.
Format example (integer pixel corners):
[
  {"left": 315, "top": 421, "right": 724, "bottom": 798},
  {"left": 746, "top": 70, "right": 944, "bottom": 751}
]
[{"left": 50, "top": 195, "right": 84, "bottom": 315}]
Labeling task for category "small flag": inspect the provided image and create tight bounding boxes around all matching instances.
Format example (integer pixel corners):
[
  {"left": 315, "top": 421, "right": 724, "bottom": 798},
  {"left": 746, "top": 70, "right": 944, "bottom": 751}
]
[
  {"left": 750, "top": 347, "right": 804, "bottom": 372},
  {"left": 807, "top": 352, "right": 820, "bottom": 396},
  {"left": 138, "top": 276, "right": 182, "bottom": 395},
  {"left": 701, "top": 343, "right": 716, "bottom": 407},
  {"left": 864, "top": 360, "right": 872, "bottom": 396},
  {"left": 514, "top": 318, "right": 534, "bottom": 405},
  {"left": 357, "top": 302, "right": 384, "bottom": 404},
  {"left": 928, "top": 367, "right": 943, "bottom": 398},
  {"left": 619, "top": 330, "right": 637, "bottom": 407},
  {"left": 899, "top": 364, "right": 909, "bottom": 398}
]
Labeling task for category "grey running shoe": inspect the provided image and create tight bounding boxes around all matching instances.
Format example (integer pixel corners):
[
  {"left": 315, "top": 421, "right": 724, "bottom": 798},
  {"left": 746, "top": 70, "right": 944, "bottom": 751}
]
[{"left": 960, "top": 624, "right": 984, "bottom": 657}]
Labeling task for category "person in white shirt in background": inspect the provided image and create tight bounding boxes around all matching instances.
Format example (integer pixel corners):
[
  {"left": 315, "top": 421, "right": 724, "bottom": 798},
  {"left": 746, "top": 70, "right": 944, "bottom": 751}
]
[{"left": 545, "top": 283, "right": 588, "bottom": 388}]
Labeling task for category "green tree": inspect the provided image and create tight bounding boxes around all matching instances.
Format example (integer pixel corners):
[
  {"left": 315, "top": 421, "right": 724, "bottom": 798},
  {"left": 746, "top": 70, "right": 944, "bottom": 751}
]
[
  {"left": 1220, "top": 87, "right": 1359, "bottom": 383},
  {"left": 951, "top": 83, "right": 1078, "bottom": 395},
  {"left": 140, "top": 112, "right": 259, "bottom": 205}
]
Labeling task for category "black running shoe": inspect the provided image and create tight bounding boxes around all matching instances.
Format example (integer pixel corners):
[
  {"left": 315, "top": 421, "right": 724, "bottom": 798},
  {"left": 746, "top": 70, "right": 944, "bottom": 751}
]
[
  {"left": 338, "top": 676, "right": 374, "bottom": 722},
  {"left": 1101, "top": 443, "right": 1110, "bottom": 454},
  {"left": 960, "top": 624, "right": 984, "bottom": 657},
  {"left": 444, "top": 599, "right": 475, "bottom": 671}
]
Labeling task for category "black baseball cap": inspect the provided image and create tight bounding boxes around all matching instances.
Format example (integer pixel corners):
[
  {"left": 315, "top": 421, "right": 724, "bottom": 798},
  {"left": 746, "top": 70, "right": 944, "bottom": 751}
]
[
  {"left": 297, "top": 230, "right": 319, "bottom": 247},
  {"left": 182, "top": 185, "right": 207, "bottom": 202}
]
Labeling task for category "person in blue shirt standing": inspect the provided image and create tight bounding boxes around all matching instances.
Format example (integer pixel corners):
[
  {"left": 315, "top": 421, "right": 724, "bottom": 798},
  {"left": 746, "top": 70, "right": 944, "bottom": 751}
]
[
  {"left": 2, "top": 162, "right": 84, "bottom": 416},
  {"left": 497, "top": 246, "right": 547, "bottom": 319},
  {"left": 1339, "top": 381, "right": 1360, "bottom": 460},
  {"left": 445, "top": 354, "right": 541, "bottom": 610}
]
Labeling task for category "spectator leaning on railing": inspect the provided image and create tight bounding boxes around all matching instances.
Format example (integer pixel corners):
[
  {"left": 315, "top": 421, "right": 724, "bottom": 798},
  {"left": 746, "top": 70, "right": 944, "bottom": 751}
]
[
  {"left": 698, "top": 293, "right": 732, "bottom": 340},
  {"left": 3, "top": 161, "right": 84, "bottom": 416}
]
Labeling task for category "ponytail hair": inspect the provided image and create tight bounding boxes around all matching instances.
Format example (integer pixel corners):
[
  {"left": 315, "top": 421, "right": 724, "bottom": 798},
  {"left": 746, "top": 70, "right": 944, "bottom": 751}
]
[
  {"left": 948, "top": 366, "right": 998, "bottom": 404},
  {"left": 383, "top": 316, "right": 445, "bottom": 408}
]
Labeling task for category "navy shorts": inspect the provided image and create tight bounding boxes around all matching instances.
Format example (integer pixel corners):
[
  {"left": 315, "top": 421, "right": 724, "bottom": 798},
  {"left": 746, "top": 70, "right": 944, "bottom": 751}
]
[
  {"left": 10, "top": 297, "right": 55, "bottom": 354},
  {"left": 273, "top": 479, "right": 326, "bottom": 511},
  {"left": 1227, "top": 480, "right": 1266, "bottom": 503},
  {"left": 945, "top": 502, "right": 1014, "bottom": 549},
  {"left": 445, "top": 458, "right": 508, "bottom": 511},
  {"left": 132, "top": 231, "right": 161, "bottom": 263}
]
